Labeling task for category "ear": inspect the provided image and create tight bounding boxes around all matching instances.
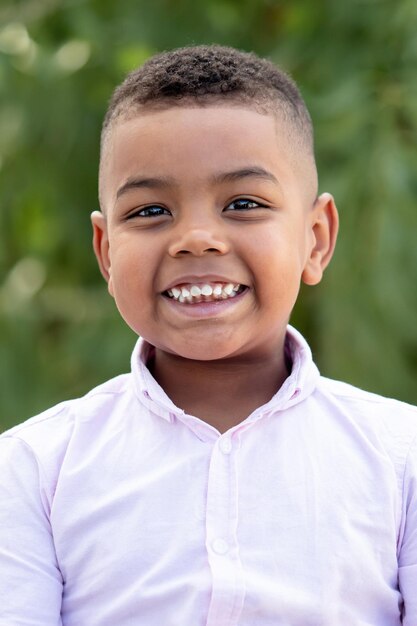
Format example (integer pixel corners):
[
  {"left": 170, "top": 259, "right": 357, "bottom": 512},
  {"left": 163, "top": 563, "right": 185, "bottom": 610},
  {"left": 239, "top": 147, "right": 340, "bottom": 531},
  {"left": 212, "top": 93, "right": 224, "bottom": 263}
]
[
  {"left": 301, "top": 192, "right": 339, "bottom": 286},
  {"left": 91, "top": 210, "right": 114, "bottom": 297}
]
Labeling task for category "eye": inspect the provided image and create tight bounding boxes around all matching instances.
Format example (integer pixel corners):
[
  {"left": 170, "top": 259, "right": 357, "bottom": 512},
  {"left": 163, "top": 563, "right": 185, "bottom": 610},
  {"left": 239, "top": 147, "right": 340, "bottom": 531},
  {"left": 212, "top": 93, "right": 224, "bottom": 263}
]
[
  {"left": 128, "top": 205, "right": 170, "bottom": 218},
  {"left": 225, "top": 198, "right": 264, "bottom": 211}
]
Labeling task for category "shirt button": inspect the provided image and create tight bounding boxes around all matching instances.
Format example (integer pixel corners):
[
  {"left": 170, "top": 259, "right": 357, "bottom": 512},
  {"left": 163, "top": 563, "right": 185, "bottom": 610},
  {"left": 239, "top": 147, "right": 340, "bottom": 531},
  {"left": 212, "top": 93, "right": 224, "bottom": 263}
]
[
  {"left": 212, "top": 538, "right": 229, "bottom": 555},
  {"left": 219, "top": 437, "right": 232, "bottom": 454}
]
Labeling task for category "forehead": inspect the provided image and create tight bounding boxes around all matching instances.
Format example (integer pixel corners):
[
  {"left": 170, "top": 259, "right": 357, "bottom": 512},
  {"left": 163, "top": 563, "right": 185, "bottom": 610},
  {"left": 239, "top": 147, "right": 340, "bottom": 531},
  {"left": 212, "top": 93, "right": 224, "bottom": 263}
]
[{"left": 99, "top": 104, "right": 316, "bottom": 209}]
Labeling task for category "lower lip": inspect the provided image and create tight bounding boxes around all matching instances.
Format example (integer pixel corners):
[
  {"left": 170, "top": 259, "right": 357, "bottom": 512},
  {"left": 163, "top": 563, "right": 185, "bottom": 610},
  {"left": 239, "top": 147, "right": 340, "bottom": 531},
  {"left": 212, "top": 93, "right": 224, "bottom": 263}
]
[{"left": 161, "top": 289, "right": 248, "bottom": 318}]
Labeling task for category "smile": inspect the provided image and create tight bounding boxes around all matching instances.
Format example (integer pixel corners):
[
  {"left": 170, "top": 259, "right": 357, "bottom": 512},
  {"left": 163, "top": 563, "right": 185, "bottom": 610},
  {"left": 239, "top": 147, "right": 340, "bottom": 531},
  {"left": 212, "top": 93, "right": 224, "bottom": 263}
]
[{"left": 164, "top": 282, "right": 246, "bottom": 304}]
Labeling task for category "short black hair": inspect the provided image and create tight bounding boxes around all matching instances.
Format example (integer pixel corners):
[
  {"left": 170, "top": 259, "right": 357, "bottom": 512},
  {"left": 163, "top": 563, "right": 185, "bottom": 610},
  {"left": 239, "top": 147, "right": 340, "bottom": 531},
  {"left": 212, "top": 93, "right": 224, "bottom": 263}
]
[{"left": 101, "top": 45, "right": 314, "bottom": 154}]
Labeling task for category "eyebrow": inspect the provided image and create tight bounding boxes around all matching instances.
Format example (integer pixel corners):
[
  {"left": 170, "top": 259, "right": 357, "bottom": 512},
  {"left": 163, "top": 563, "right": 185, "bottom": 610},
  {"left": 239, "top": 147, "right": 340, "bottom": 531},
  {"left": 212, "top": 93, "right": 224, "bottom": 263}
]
[
  {"left": 211, "top": 166, "right": 280, "bottom": 187},
  {"left": 116, "top": 166, "right": 280, "bottom": 199},
  {"left": 116, "top": 176, "right": 174, "bottom": 198}
]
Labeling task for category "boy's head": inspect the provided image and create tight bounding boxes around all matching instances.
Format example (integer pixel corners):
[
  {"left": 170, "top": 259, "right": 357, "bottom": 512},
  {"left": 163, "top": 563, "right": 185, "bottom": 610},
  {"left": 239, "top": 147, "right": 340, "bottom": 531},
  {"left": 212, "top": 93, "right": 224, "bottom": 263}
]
[
  {"left": 99, "top": 45, "right": 317, "bottom": 204},
  {"left": 93, "top": 45, "right": 338, "bottom": 363},
  {"left": 102, "top": 46, "right": 313, "bottom": 150}
]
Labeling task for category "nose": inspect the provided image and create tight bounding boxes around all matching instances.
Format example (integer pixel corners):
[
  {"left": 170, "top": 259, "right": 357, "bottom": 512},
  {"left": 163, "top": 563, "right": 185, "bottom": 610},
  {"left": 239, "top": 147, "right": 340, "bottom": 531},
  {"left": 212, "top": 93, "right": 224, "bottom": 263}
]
[{"left": 168, "top": 227, "right": 229, "bottom": 257}]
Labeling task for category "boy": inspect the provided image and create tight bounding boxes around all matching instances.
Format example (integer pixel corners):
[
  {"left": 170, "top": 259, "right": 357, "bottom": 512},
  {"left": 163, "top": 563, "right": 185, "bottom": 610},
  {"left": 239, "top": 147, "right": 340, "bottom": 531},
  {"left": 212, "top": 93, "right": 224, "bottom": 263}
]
[{"left": 0, "top": 45, "right": 416, "bottom": 625}]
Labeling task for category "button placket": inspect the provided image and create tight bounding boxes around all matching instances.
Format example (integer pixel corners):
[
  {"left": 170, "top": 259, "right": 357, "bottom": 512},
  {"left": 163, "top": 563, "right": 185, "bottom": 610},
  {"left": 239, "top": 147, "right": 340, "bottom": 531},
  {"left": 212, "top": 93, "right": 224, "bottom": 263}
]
[
  {"left": 205, "top": 435, "right": 245, "bottom": 625},
  {"left": 211, "top": 538, "right": 229, "bottom": 555},
  {"left": 219, "top": 437, "right": 232, "bottom": 454}
]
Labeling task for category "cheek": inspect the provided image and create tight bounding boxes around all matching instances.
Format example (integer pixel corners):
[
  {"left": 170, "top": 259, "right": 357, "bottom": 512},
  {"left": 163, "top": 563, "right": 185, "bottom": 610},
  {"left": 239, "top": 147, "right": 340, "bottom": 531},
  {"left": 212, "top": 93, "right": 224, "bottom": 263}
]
[
  {"left": 249, "top": 238, "right": 304, "bottom": 304},
  {"left": 251, "top": 233, "right": 303, "bottom": 278},
  {"left": 108, "top": 250, "right": 144, "bottom": 304}
]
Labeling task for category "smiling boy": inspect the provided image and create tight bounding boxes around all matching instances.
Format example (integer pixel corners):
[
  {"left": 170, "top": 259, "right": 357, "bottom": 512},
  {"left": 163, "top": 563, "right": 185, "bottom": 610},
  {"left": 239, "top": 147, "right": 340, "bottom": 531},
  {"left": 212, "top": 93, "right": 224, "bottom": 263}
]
[
  {"left": 93, "top": 101, "right": 335, "bottom": 431},
  {"left": 1, "top": 45, "right": 416, "bottom": 625}
]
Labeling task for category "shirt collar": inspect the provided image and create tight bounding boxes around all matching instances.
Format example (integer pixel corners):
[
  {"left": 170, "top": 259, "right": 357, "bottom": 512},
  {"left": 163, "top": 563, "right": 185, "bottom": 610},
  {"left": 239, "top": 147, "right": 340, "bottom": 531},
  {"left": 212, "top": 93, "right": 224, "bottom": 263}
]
[{"left": 130, "top": 325, "right": 320, "bottom": 426}]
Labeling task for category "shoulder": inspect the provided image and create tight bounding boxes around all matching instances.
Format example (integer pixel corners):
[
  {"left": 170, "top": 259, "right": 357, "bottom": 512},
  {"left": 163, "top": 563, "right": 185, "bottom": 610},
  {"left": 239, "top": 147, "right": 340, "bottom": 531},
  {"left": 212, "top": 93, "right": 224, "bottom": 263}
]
[
  {"left": 317, "top": 376, "right": 417, "bottom": 422},
  {"left": 315, "top": 375, "right": 417, "bottom": 467},
  {"left": 0, "top": 373, "right": 133, "bottom": 479},
  {"left": 2, "top": 373, "right": 131, "bottom": 436}
]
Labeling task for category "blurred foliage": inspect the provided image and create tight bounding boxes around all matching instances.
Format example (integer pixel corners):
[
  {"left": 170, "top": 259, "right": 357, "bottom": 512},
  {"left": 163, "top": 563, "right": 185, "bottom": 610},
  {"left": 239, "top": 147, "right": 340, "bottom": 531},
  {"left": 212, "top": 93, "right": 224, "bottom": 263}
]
[{"left": 1, "top": 0, "right": 416, "bottom": 431}]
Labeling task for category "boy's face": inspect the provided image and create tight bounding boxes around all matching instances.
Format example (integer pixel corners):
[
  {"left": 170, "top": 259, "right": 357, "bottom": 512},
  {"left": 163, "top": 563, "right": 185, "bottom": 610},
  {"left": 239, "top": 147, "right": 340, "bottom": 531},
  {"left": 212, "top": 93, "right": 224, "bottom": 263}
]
[{"left": 93, "top": 105, "right": 337, "bottom": 363}]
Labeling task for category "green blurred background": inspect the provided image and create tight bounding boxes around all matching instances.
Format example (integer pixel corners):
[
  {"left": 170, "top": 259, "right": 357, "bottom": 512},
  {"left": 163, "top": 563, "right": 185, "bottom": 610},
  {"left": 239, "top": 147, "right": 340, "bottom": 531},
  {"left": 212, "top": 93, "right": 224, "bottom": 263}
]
[{"left": 1, "top": 0, "right": 416, "bottom": 431}]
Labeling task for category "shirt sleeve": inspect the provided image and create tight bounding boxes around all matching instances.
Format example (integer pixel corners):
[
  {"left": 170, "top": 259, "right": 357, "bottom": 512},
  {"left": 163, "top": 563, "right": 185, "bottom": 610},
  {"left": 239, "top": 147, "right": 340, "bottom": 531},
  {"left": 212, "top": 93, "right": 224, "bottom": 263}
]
[
  {"left": 0, "top": 436, "right": 63, "bottom": 626},
  {"left": 398, "top": 435, "right": 417, "bottom": 625}
]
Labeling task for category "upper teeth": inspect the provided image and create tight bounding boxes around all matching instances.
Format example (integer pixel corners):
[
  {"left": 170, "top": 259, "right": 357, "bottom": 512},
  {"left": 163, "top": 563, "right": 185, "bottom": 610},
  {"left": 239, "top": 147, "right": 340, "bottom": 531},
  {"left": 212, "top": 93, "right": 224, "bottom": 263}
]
[{"left": 167, "top": 282, "right": 242, "bottom": 303}]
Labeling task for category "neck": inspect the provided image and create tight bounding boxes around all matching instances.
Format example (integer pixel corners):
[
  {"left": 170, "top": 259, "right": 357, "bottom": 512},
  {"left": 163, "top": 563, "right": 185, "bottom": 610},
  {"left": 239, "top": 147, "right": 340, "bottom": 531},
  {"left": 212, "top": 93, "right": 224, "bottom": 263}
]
[{"left": 150, "top": 343, "right": 290, "bottom": 433}]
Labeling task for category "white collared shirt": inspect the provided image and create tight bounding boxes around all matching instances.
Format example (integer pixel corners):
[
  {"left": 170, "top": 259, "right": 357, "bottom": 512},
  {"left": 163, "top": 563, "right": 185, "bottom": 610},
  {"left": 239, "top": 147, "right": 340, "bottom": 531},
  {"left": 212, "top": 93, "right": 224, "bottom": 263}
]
[{"left": 1, "top": 326, "right": 416, "bottom": 625}]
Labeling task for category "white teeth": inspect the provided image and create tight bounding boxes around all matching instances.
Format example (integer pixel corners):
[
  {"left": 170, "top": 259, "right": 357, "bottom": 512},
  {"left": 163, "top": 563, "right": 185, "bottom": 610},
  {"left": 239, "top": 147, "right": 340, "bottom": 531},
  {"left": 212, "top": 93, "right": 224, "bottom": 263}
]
[
  {"left": 201, "top": 284, "right": 213, "bottom": 296},
  {"left": 167, "top": 282, "right": 243, "bottom": 303},
  {"left": 190, "top": 285, "right": 201, "bottom": 297}
]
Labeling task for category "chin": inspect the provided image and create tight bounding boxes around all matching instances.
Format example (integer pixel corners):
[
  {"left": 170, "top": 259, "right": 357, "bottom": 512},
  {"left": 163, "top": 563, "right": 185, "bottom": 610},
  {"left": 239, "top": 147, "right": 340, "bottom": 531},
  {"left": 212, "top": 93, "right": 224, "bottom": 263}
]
[{"left": 159, "top": 335, "right": 243, "bottom": 362}]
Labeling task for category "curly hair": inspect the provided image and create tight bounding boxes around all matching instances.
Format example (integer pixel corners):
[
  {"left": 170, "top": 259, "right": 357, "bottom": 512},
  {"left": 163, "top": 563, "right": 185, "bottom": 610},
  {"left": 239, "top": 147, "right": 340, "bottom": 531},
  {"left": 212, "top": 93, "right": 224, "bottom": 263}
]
[{"left": 101, "top": 45, "right": 314, "bottom": 154}]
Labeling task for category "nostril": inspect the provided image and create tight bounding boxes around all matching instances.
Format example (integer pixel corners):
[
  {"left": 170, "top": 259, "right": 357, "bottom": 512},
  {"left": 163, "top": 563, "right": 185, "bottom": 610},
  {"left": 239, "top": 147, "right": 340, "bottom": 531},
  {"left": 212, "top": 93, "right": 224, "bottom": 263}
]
[
  {"left": 168, "top": 232, "right": 229, "bottom": 257},
  {"left": 172, "top": 247, "right": 223, "bottom": 257}
]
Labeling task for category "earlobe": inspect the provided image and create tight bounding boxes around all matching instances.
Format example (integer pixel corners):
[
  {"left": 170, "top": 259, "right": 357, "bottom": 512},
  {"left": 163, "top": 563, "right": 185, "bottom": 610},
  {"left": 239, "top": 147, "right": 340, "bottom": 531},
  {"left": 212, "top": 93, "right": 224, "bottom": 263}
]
[
  {"left": 91, "top": 210, "right": 113, "bottom": 295},
  {"left": 301, "top": 192, "right": 339, "bottom": 286}
]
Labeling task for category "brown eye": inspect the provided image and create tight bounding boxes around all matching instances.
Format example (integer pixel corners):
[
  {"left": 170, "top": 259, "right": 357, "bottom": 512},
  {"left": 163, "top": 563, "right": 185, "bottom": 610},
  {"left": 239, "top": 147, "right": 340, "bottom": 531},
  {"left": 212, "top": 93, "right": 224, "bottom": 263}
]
[
  {"left": 225, "top": 198, "right": 262, "bottom": 211},
  {"left": 129, "top": 205, "right": 170, "bottom": 218}
]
